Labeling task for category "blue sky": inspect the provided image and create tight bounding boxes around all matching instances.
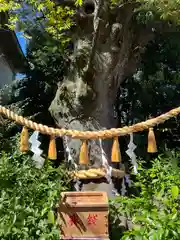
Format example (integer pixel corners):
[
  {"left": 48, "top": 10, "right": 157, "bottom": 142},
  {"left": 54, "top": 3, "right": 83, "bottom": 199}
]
[
  {"left": 16, "top": 32, "right": 27, "bottom": 55},
  {"left": 15, "top": 32, "right": 27, "bottom": 79}
]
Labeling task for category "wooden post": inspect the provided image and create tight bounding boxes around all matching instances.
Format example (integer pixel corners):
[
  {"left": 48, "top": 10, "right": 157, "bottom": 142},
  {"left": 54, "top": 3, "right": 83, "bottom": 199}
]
[{"left": 58, "top": 191, "right": 109, "bottom": 240}]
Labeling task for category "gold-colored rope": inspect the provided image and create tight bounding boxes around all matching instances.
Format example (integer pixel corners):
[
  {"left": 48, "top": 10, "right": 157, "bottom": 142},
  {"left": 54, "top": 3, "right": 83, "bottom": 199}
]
[
  {"left": 71, "top": 168, "right": 125, "bottom": 179},
  {"left": 0, "top": 105, "right": 180, "bottom": 139}
]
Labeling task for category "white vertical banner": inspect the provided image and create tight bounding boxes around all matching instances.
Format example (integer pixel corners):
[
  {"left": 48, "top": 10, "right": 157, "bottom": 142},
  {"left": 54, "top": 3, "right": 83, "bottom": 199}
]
[
  {"left": 99, "top": 139, "right": 118, "bottom": 197},
  {"left": 126, "top": 133, "right": 138, "bottom": 174},
  {"left": 29, "top": 131, "right": 45, "bottom": 169},
  {"left": 63, "top": 136, "right": 80, "bottom": 191},
  {"left": 121, "top": 177, "right": 127, "bottom": 196}
]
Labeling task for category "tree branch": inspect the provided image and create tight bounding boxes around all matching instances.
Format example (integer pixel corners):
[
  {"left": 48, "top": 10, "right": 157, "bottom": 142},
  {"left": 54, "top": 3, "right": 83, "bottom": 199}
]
[{"left": 85, "top": 0, "right": 109, "bottom": 77}]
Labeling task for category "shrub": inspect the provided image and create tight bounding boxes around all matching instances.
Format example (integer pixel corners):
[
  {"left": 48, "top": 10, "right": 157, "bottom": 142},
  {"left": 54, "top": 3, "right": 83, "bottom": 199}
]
[
  {"left": 110, "top": 151, "right": 180, "bottom": 240},
  {"left": 0, "top": 151, "right": 71, "bottom": 239}
]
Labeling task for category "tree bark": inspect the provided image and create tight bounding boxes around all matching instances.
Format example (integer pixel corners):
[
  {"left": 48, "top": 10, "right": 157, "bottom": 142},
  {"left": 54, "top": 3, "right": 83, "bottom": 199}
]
[
  {"left": 49, "top": 0, "right": 154, "bottom": 197},
  {"left": 49, "top": 66, "right": 120, "bottom": 197}
]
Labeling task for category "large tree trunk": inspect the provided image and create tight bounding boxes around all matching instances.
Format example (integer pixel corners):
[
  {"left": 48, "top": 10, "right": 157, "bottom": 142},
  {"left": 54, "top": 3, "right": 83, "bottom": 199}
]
[
  {"left": 49, "top": 61, "right": 120, "bottom": 197},
  {"left": 49, "top": 0, "right": 154, "bottom": 197}
]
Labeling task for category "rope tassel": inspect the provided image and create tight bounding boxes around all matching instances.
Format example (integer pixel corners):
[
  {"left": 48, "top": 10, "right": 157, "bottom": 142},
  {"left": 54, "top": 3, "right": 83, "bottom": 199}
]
[
  {"left": 79, "top": 140, "right": 89, "bottom": 165},
  {"left": 20, "top": 126, "right": 29, "bottom": 152},
  {"left": 48, "top": 136, "right": 57, "bottom": 160},
  {"left": 111, "top": 137, "right": 121, "bottom": 163},
  {"left": 147, "top": 128, "right": 157, "bottom": 153}
]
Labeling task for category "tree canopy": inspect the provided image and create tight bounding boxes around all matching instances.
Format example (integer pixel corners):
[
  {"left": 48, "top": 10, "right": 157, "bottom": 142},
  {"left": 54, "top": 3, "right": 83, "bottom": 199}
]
[
  {"left": 1, "top": 0, "right": 180, "bottom": 90},
  {"left": 1, "top": 1, "right": 180, "bottom": 238},
  {"left": 1, "top": 0, "right": 180, "bottom": 42},
  {"left": 1, "top": 0, "right": 180, "bottom": 170}
]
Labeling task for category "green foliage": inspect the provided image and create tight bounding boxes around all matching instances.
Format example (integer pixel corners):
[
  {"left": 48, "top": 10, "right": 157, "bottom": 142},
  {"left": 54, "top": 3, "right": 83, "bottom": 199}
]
[
  {"left": 1, "top": 0, "right": 180, "bottom": 41},
  {"left": 137, "top": 0, "right": 180, "bottom": 24},
  {"left": 0, "top": 132, "right": 20, "bottom": 153},
  {"left": 1, "top": 0, "right": 180, "bottom": 89},
  {"left": 0, "top": 0, "right": 73, "bottom": 46},
  {"left": 0, "top": 151, "right": 71, "bottom": 239},
  {"left": 0, "top": 0, "right": 82, "bottom": 40},
  {"left": 75, "top": 0, "right": 83, "bottom": 6},
  {"left": 26, "top": 29, "right": 70, "bottom": 85},
  {"left": 119, "top": 31, "right": 180, "bottom": 125},
  {"left": 111, "top": 0, "right": 180, "bottom": 24},
  {"left": 110, "top": 151, "right": 180, "bottom": 240},
  {"left": 118, "top": 31, "right": 180, "bottom": 156}
]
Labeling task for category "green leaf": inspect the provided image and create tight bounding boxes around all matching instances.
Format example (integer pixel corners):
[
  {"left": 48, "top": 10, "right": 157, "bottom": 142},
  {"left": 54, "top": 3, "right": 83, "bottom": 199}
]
[
  {"left": 75, "top": 0, "right": 83, "bottom": 6},
  {"left": 171, "top": 186, "right": 179, "bottom": 199},
  {"left": 48, "top": 210, "right": 55, "bottom": 224}
]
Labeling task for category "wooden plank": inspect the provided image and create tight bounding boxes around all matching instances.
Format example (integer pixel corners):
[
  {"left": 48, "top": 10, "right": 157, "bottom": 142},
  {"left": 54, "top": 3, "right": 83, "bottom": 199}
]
[{"left": 58, "top": 192, "right": 109, "bottom": 239}]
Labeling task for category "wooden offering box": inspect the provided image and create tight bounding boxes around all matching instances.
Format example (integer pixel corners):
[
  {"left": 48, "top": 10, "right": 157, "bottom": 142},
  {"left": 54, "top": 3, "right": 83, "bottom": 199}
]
[{"left": 58, "top": 191, "right": 109, "bottom": 240}]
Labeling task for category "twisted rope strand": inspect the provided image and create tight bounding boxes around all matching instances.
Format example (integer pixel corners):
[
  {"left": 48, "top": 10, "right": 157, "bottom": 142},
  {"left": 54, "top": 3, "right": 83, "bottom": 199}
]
[
  {"left": 71, "top": 168, "right": 125, "bottom": 179},
  {"left": 0, "top": 105, "right": 180, "bottom": 139}
]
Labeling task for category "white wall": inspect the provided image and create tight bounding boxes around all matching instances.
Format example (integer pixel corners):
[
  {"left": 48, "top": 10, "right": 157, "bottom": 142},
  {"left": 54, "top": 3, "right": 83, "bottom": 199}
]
[{"left": 0, "top": 54, "right": 14, "bottom": 88}]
